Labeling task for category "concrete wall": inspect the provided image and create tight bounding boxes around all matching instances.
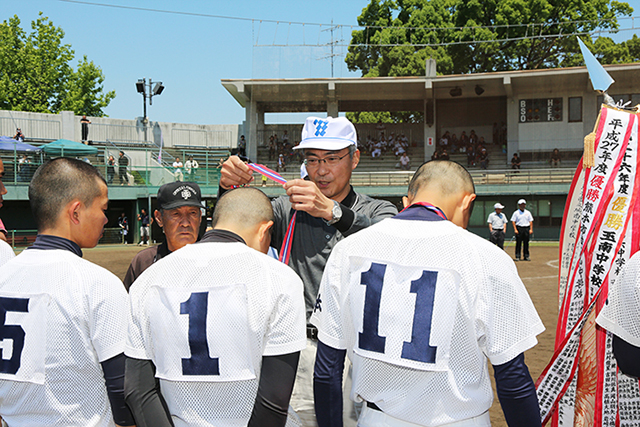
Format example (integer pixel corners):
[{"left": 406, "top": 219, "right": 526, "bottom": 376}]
[{"left": 0, "top": 110, "right": 241, "bottom": 149}]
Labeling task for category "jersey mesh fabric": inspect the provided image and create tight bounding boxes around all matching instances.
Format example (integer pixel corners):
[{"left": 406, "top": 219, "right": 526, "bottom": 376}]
[
  {"left": 310, "top": 218, "right": 544, "bottom": 426},
  {"left": 0, "top": 249, "right": 128, "bottom": 427},
  {"left": 126, "top": 241, "right": 307, "bottom": 427},
  {"left": 0, "top": 239, "right": 14, "bottom": 267},
  {"left": 597, "top": 251, "right": 640, "bottom": 347}
]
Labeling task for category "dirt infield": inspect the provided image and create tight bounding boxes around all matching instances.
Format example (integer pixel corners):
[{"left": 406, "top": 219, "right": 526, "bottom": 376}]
[{"left": 83, "top": 242, "right": 560, "bottom": 427}]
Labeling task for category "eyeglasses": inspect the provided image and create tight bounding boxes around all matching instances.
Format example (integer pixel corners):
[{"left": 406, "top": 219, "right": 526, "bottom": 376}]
[{"left": 304, "top": 153, "right": 349, "bottom": 167}]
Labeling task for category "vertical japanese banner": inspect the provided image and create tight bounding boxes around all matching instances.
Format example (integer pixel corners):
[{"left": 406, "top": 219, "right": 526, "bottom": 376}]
[{"left": 536, "top": 105, "right": 640, "bottom": 426}]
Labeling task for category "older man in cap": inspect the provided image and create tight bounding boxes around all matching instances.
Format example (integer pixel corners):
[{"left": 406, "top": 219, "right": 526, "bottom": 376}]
[
  {"left": 220, "top": 116, "right": 398, "bottom": 426},
  {"left": 487, "top": 202, "right": 508, "bottom": 249},
  {"left": 123, "top": 181, "right": 202, "bottom": 290},
  {"left": 511, "top": 199, "right": 534, "bottom": 261}
]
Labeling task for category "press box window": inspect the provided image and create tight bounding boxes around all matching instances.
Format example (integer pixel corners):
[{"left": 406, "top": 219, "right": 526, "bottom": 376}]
[{"left": 568, "top": 97, "right": 582, "bottom": 123}]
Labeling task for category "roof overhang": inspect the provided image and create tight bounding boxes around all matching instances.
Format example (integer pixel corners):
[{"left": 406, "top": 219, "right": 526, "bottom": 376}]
[{"left": 221, "top": 63, "right": 640, "bottom": 112}]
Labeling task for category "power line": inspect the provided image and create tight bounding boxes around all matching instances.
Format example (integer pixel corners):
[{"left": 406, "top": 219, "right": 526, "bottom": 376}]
[{"left": 58, "top": 0, "right": 640, "bottom": 35}]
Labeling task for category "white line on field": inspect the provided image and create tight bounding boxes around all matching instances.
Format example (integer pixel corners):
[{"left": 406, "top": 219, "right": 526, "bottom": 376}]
[
  {"left": 546, "top": 259, "right": 559, "bottom": 269},
  {"left": 520, "top": 275, "right": 558, "bottom": 281}
]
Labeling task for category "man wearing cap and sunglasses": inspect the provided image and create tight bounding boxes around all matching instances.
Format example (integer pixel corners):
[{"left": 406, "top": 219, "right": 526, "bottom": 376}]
[
  {"left": 123, "top": 181, "right": 203, "bottom": 290},
  {"left": 220, "top": 116, "right": 398, "bottom": 426},
  {"left": 487, "top": 202, "right": 508, "bottom": 249},
  {"left": 511, "top": 199, "right": 534, "bottom": 261}
]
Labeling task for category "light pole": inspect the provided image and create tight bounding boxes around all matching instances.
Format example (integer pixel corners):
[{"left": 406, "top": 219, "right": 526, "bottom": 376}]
[{"left": 136, "top": 78, "right": 165, "bottom": 142}]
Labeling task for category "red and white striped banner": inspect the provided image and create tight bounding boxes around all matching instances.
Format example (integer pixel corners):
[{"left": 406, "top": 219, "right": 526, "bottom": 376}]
[{"left": 536, "top": 106, "right": 640, "bottom": 426}]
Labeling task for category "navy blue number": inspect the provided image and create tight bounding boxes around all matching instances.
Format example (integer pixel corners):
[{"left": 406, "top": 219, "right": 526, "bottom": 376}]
[
  {"left": 359, "top": 263, "right": 387, "bottom": 353},
  {"left": 401, "top": 270, "right": 438, "bottom": 363},
  {"left": 180, "top": 292, "right": 219, "bottom": 375},
  {"left": 0, "top": 297, "right": 29, "bottom": 374},
  {"left": 358, "top": 265, "right": 438, "bottom": 363}
]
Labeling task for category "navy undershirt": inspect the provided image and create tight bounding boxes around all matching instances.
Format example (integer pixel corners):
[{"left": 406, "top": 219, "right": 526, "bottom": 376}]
[
  {"left": 28, "top": 234, "right": 83, "bottom": 257},
  {"left": 314, "top": 205, "right": 541, "bottom": 427}
]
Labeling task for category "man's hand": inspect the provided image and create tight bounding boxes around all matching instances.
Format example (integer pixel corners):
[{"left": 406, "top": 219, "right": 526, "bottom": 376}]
[
  {"left": 219, "top": 156, "right": 255, "bottom": 189},
  {"left": 284, "top": 179, "right": 334, "bottom": 221}
]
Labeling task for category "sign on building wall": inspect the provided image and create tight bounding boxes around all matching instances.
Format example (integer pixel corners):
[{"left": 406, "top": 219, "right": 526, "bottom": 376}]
[{"left": 519, "top": 98, "right": 563, "bottom": 123}]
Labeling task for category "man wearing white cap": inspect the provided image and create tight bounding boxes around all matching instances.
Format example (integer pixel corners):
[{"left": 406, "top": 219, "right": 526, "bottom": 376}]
[
  {"left": 487, "top": 202, "right": 508, "bottom": 249},
  {"left": 511, "top": 199, "right": 533, "bottom": 261},
  {"left": 220, "top": 116, "right": 398, "bottom": 426}
]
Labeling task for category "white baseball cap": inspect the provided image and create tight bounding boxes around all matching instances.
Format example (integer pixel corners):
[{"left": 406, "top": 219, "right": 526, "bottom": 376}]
[
  {"left": 518, "top": 198, "right": 527, "bottom": 205},
  {"left": 494, "top": 203, "right": 504, "bottom": 209},
  {"left": 294, "top": 116, "right": 357, "bottom": 151}
]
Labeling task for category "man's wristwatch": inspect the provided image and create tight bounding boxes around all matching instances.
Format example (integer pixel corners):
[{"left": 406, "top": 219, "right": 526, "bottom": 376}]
[{"left": 326, "top": 200, "right": 343, "bottom": 226}]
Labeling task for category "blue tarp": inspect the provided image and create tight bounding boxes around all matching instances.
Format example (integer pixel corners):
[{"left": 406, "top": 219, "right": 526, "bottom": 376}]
[
  {"left": 42, "top": 139, "right": 98, "bottom": 156},
  {"left": 0, "top": 136, "right": 41, "bottom": 152}
]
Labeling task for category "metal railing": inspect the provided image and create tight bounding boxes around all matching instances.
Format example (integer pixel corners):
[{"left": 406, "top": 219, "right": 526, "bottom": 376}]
[
  {"left": 0, "top": 117, "right": 61, "bottom": 141},
  {"left": 0, "top": 143, "right": 575, "bottom": 189},
  {"left": 171, "top": 128, "right": 233, "bottom": 148}
]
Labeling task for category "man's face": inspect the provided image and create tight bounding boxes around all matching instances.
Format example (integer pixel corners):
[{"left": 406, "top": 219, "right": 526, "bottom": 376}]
[
  {"left": 519, "top": 203, "right": 526, "bottom": 211},
  {"left": 304, "top": 147, "right": 359, "bottom": 201},
  {"left": 155, "top": 205, "right": 201, "bottom": 252},
  {"left": 77, "top": 181, "right": 109, "bottom": 248},
  {"left": 0, "top": 158, "right": 6, "bottom": 208},
  {"left": 495, "top": 208, "right": 503, "bottom": 214}
]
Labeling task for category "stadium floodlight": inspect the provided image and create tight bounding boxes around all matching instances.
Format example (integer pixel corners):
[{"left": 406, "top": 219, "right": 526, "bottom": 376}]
[
  {"left": 152, "top": 82, "right": 165, "bottom": 96},
  {"left": 136, "top": 79, "right": 145, "bottom": 94}
]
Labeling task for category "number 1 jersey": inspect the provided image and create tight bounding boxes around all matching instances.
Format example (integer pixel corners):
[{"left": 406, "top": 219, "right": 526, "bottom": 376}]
[{"left": 126, "top": 241, "right": 307, "bottom": 427}]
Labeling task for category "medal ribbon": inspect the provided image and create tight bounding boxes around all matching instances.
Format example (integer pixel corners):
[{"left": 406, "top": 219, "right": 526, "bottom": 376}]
[{"left": 245, "top": 163, "right": 296, "bottom": 264}]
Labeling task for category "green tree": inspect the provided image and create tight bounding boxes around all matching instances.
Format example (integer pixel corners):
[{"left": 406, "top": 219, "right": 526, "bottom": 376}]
[
  {"left": 346, "top": 0, "right": 634, "bottom": 77},
  {"left": 0, "top": 12, "right": 114, "bottom": 116}
]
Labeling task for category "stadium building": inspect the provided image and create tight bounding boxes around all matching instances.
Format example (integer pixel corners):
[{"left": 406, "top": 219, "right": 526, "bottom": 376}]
[{"left": 1, "top": 62, "right": 638, "bottom": 245}]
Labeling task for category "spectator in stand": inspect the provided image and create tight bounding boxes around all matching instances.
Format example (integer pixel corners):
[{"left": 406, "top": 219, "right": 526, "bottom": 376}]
[
  {"left": 119, "top": 212, "right": 129, "bottom": 244},
  {"left": 185, "top": 155, "right": 199, "bottom": 181},
  {"left": 439, "top": 131, "right": 450, "bottom": 150},
  {"left": 13, "top": 128, "right": 24, "bottom": 142},
  {"left": 469, "top": 129, "right": 478, "bottom": 146},
  {"left": 268, "top": 135, "right": 276, "bottom": 160},
  {"left": 440, "top": 148, "right": 450, "bottom": 161},
  {"left": 118, "top": 151, "right": 129, "bottom": 185},
  {"left": 511, "top": 153, "right": 521, "bottom": 170},
  {"left": 450, "top": 133, "right": 459, "bottom": 153},
  {"left": 80, "top": 115, "right": 91, "bottom": 143},
  {"left": 399, "top": 152, "right": 411, "bottom": 170},
  {"left": 431, "top": 149, "right": 440, "bottom": 161},
  {"left": 550, "top": 148, "right": 561, "bottom": 168},
  {"left": 277, "top": 153, "right": 286, "bottom": 172},
  {"left": 238, "top": 135, "right": 247, "bottom": 157},
  {"left": 106, "top": 155, "right": 115, "bottom": 185},
  {"left": 479, "top": 147, "right": 489, "bottom": 170},
  {"left": 173, "top": 157, "right": 184, "bottom": 182},
  {"left": 459, "top": 130, "right": 468, "bottom": 147},
  {"left": 467, "top": 144, "right": 476, "bottom": 167}
]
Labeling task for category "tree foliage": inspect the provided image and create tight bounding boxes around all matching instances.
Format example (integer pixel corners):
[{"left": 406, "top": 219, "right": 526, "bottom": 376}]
[
  {"left": 0, "top": 13, "right": 115, "bottom": 116},
  {"left": 346, "top": 0, "right": 636, "bottom": 77}
]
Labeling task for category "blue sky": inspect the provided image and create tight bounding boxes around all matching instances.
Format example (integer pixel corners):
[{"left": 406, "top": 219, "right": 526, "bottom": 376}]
[{"left": 5, "top": 1, "right": 640, "bottom": 126}]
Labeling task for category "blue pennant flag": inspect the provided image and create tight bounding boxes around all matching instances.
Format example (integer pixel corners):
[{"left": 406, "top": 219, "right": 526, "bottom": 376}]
[{"left": 578, "top": 37, "right": 614, "bottom": 92}]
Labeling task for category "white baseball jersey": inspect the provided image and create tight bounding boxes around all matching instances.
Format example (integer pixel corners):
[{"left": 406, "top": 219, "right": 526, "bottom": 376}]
[
  {"left": 310, "top": 217, "right": 544, "bottom": 426},
  {"left": 0, "top": 239, "right": 14, "bottom": 267},
  {"left": 126, "top": 241, "right": 307, "bottom": 427},
  {"left": 0, "top": 249, "right": 128, "bottom": 426},
  {"left": 597, "top": 251, "right": 640, "bottom": 347}
]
